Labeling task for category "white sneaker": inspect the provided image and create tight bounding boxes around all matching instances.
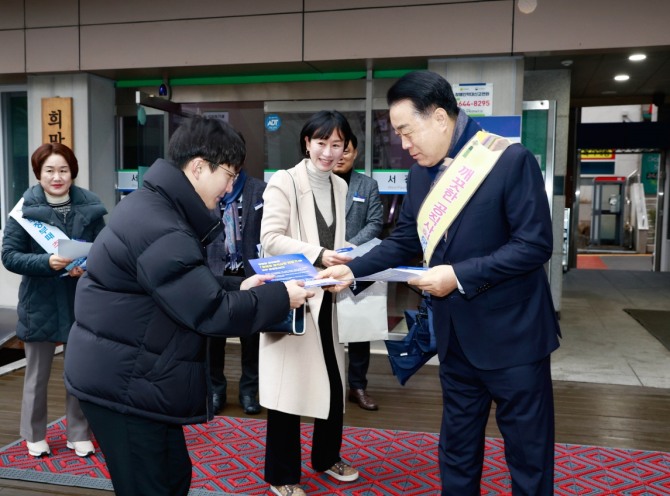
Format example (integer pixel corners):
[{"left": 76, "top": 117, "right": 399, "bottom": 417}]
[
  {"left": 67, "top": 440, "right": 95, "bottom": 457},
  {"left": 26, "top": 439, "right": 50, "bottom": 457}
]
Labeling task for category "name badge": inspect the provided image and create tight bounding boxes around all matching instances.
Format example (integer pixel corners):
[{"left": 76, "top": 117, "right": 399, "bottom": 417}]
[
  {"left": 254, "top": 201, "right": 264, "bottom": 211},
  {"left": 352, "top": 195, "right": 365, "bottom": 203}
]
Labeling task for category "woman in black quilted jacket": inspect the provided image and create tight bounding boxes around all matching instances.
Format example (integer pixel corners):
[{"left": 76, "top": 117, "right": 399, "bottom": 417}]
[{"left": 1, "top": 143, "right": 107, "bottom": 459}]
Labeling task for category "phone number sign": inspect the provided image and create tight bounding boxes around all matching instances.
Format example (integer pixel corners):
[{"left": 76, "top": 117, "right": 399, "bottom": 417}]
[{"left": 454, "top": 83, "right": 493, "bottom": 116}]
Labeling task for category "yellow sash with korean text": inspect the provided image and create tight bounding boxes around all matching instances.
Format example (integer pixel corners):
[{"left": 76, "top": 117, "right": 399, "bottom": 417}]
[{"left": 417, "top": 131, "right": 511, "bottom": 264}]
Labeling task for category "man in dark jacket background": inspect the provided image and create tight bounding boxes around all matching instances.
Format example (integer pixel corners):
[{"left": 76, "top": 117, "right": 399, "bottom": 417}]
[
  {"left": 207, "top": 170, "right": 267, "bottom": 415},
  {"left": 64, "top": 116, "right": 313, "bottom": 496},
  {"left": 332, "top": 134, "right": 384, "bottom": 411}
]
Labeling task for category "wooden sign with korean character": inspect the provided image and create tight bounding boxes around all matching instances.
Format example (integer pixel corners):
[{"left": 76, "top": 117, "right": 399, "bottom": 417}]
[{"left": 41, "top": 97, "right": 73, "bottom": 147}]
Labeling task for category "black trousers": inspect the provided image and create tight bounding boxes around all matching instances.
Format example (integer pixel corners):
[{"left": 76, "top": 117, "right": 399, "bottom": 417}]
[
  {"left": 79, "top": 401, "right": 191, "bottom": 496},
  {"left": 208, "top": 332, "right": 260, "bottom": 400},
  {"left": 264, "top": 293, "right": 344, "bottom": 485},
  {"left": 347, "top": 341, "right": 371, "bottom": 390}
]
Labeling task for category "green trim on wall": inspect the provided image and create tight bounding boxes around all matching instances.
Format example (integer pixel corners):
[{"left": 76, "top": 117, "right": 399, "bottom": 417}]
[
  {"left": 116, "top": 79, "right": 164, "bottom": 88},
  {"left": 372, "top": 69, "right": 415, "bottom": 79},
  {"left": 170, "top": 71, "right": 366, "bottom": 86},
  {"left": 115, "top": 67, "right": 422, "bottom": 88}
]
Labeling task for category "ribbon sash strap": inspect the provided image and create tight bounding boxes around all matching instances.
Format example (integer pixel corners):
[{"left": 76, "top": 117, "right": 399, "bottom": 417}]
[
  {"left": 9, "top": 198, "right": 69, "bottom": 254},
  {"left": 417, "top": 131, "right": 511, "bottom": 265}
]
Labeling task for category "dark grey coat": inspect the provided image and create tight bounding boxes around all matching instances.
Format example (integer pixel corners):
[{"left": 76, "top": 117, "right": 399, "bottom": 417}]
[
  {"left": 1, "top": 184, "right": 107, "bottom": 343},
  {"left": 344, "top": 171, "right": 384, "bottom": 245}
]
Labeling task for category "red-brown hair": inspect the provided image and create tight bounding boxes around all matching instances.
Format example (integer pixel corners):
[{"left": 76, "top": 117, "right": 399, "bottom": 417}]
[{"left": 31, "top": 143, "right": 79, "bottom": 180}]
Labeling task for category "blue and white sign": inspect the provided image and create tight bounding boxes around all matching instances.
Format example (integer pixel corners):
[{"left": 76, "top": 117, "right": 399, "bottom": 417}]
[
  {"left": 372, "top": 170, "right": 409, "bottom": 194},
  {"left": 473, "top": 115, "right": 522, "bottom": 143},
  {"left": 265, "top": 114, "right": 281, "bottom": 132}
]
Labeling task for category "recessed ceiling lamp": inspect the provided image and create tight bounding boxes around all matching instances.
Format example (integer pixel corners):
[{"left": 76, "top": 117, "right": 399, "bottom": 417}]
[
  {"left": 517, "top": 0, "right": 538, "bottom": 14},
  {"left": 614, "top": 74, "right": 630, "bottom": 82},
  {"left": 629, "top": 53, "right": 647, "bottom": 62}
]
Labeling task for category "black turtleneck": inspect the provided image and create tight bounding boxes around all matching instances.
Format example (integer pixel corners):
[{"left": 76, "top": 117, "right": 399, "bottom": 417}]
[{"left": 335, "top": 168, "right": 353, "bottom": 186}]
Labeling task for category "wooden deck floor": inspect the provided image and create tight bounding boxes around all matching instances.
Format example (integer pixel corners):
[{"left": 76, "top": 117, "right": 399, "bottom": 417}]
[{"left": 1, "top": 345, "right": 669, "bottom": 495}]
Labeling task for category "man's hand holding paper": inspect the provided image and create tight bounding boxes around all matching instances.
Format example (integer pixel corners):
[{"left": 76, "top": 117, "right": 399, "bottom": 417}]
[
  {"left": 407, "top": 264, "right": 459, "bottom": 297},
  {"left": 315, "top": 265, "right": 355, "bottom": 293}
]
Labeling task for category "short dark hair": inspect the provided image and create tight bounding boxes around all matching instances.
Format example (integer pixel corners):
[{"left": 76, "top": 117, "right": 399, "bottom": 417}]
[
  {"left": 167, "top": 116, "right": 246, "bottom": 172},
  {"left": 299, "top": 111, "right": 353, "bottom": 156},
  {"left": 348, "top": 133, "right": 358, "bottom": 150},
  {"left": 31, "top": 143, "right": 79, "bottom": 180},
  {"left": 387, "top": 71, "right": 459, "bottom": 119}
]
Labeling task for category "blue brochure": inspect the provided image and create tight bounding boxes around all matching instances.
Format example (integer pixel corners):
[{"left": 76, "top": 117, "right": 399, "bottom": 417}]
[{"left": 249, "top": 253, "right": 343, "bottom": 288}]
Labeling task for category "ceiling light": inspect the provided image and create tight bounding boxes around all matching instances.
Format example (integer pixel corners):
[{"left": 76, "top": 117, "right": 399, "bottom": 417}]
[
  {"left": 614, "top": 74, "right": 630, "bottom": 82},
  {"left": 517, "top": 0, "right": 538, "bottom": 14},
  {"left": 629, "top": 53, "right": 646, "bottom": 62}
]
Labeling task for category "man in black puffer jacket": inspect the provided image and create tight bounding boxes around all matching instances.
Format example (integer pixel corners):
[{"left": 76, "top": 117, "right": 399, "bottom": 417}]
[{"left": 64, "top": 116, "right": 313, "bottom": 496}]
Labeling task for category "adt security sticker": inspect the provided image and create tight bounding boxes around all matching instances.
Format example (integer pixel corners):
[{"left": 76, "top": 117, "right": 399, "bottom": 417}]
[{"left": 265, "top": 114, "right": 281, "bottom": 132}]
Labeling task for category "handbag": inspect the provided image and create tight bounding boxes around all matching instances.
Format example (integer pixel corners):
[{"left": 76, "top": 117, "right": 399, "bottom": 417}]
[
  {"left": 384, "top": 294, "right": 437, "bottom": 385},
  {"left": 336, "top": 281, "right": 388, "bottom": 343},
  {"left": 260, "top": 170, "right": 307, "bottom": 336}
]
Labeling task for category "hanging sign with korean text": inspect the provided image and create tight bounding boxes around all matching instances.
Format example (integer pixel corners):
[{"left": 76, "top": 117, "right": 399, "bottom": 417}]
[{"left": 41, "top": 97, "right": 73, "bottom": 147}]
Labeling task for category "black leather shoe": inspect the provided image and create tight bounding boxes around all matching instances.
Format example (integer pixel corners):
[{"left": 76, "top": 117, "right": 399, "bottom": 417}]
[
  {"left": 348, "top": 388, "right": 378, "bottom": 411},
  {"left": 212, "top": 393, "right": 226, "bottom": 415},
  {"left": 240, "top": 395, "right": 261, "bottom": 415}
]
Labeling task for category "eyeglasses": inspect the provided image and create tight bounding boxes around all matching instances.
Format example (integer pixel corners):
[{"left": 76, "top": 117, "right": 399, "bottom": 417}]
[
  {"left": 219, "top": 165, "right": 239, "bottom": 181},
  {"left": 208, "top": 161, "right": 239, "bottom": 181}
]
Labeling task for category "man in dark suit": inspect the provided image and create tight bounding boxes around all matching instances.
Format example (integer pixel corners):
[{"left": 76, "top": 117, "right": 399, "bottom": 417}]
[
  {"left": 207, "top": 170, "right": 267, "bottom": 414},
  {"left": 332, "top": 134, "right": 384, "bottom": 411},
  {"left": 320, "top": 71, "right": 560, "bottom": 495}
]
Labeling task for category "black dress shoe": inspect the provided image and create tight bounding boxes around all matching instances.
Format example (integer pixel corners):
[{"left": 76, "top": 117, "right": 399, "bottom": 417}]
[
  {"left": 348, "top": 388, "right": 378, "bottom": 411},
  {"left": 240, "top": 395, "right": 261, "bottom": 415},
  {"left": 212, "top": 393, "right": 227, "bottom": 415}
]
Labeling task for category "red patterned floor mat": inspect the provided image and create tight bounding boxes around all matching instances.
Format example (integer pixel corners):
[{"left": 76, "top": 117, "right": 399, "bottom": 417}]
[{"left": 1, "top": 416, "right": 669, "bottom": 494}]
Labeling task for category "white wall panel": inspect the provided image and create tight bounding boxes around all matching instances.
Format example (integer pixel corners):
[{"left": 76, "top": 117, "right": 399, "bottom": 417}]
[
  {"left": 0, "top": 0, "right": 24, "bottom": 29},
  {"left": 80, "top": 14, "right": 303, "bottom": 70},
  {"left": 306, "top": 0, "right": 487, "bottom": 10},
  {"left": 80, "top": 0, "right": 303, "bottom": 24},
  {"left": 514, "top": 0, "right": 670, "bottom": 52},
  {"left": 26, "top": 27, "right": 79, "bottom": 72},
  {"left": 25, "top": 0, "right": 78, "bottom": 28},
  {"left": 304, "top": 2, "right": 514, "bottom": 61},
  {"left": 0, "top": 31, "right": 25, "bottom": 73}
]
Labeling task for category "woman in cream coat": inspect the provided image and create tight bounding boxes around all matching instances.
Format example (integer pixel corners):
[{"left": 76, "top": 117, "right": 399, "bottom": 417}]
[{"left": 260, "top": 111, "right": 359, "bottom": 496}]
